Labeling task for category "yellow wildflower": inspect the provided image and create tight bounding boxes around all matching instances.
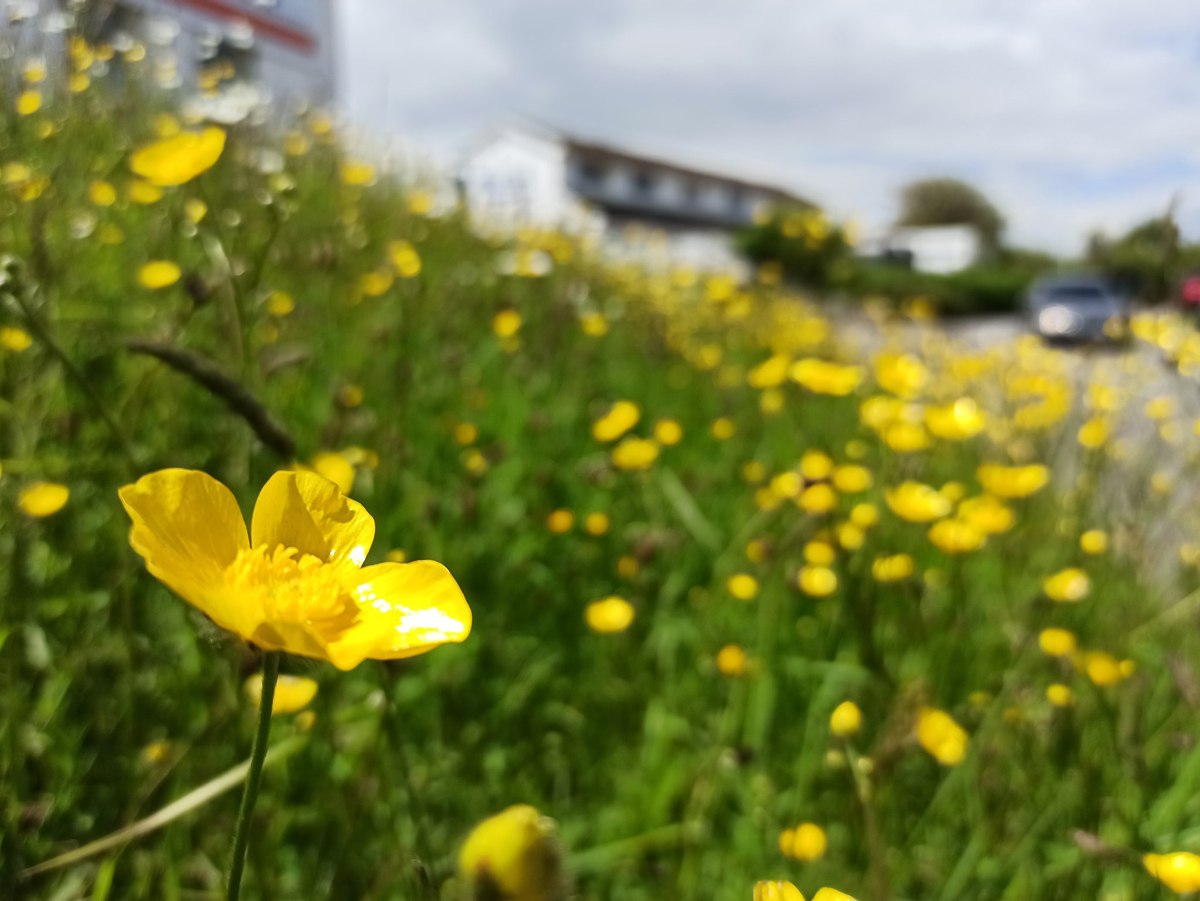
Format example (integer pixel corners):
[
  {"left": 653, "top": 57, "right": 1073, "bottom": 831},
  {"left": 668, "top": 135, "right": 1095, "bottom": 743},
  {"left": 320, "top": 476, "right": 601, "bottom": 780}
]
[
  {"left": 592, "top": 400, "right": 641, "bottom": 442},
  {"left": 654, "top": 418, "right": 683, "bottom": 446},
  {"left": 727, "top": 573, "right": 760, "bottom": 601},
  {"left": 916, "top": 707, "right": 968, "bottom": 766},
  {"left": 266, "top": 291, "right": 295, "bottom": 316},
  {"left": 832, "top": 465, "right": 872, "bottom": 493},
  {"left": 493, "top": 310, "right": 522, "bottom": 338},
  {"left": 1, "top": 327, "right": 33, "bottom": 352},
  {"left": 389, "top": 240, "right": 422, "bottom": 277},
  {"left": 1039, "top": 628, "right": 1077, "bottom": 657},
  {"left": 1145, "top": 853, "right": 1200, "bottom": 894},
  {"left": 799, "top": 566, "right": 838, "bottom": 597},
  {"left": 18, "top": 482, "right": 69, "bottom": 518},
  {"left": 976, "top": 464, "right": 1049, "bottom": 499},
  {"left": 547, "top": 509, "right": 574, "bottom": 533},
  {"left": 928, "top": 519, "right": 985, "bottom": 554},
  {"left": 710, "top": 417, "right": 736, "bottom": 440},
  {"left": 585, "top": 597, "right": 635, "bottom": 634},
  {"left": 1080, "top": 530, "right": 1107, "bottom": 554},
  {"left": 1046, "top": 684, "right": 1072, "bottom": 707},
  {"left": 925, "top": 398, "right": 986, "bottom": 440},
  {"left": 137, "top": 261, "right": 181, "bottom": 289},
  {"left": 1043, "top": 568, "right": 1089, "bottom": 603},
  {"left": 88, "top": 180, "right": 117, "bottom": 206},
  {"left": 804, "top": 541, "right": 836, "bottom": 565},
  {"left": 611, "top": 437, "right": 660, "bottom": 471},
  {"left": 798, "top": 483, "right": 837, "bottom": 514},
  {"left": 119, "top": 469, "right": 471, "bottom": 670},
  {"left": 717, "top": 644, "right": 747, "bottom": 676},
  {"left": 458, "top": 805, "right": 565, "bottom": 901},
  {"left": 790, "top": 358, "right": 864, "bottom": 395},
  {"left": 130, "top": 127, "right": 226, "bottom": 186},
  {"left": 885, "top": 482, "right": 951, "bottom": 522},
  {"left": 830, "top": 701, "right": 862, "bottom": 737},
  {"left": 753, "top": 881, "right": 804, "bottom": 901},
  {"left": 245, "top": 672, "right": 318, "bottom": 714},
  {"left": 872, "top": 554, "right": 914, "bottom": 583},
  {"left": 16, "top": 90, "right": 41, "bottom": 115}
]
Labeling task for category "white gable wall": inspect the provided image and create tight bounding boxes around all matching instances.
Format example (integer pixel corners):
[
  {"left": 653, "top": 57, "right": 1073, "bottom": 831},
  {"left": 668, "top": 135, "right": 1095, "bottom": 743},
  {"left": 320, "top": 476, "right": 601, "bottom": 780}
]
[{"left": 460, "top": 129, "right": 571, "bottom": 231}]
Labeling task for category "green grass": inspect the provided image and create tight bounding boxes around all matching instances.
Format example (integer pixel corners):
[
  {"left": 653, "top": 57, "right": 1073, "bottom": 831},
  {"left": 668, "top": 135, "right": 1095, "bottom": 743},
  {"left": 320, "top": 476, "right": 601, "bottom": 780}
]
[{"left": 3, "top": 43, "right": 1200, "bottom": 901}]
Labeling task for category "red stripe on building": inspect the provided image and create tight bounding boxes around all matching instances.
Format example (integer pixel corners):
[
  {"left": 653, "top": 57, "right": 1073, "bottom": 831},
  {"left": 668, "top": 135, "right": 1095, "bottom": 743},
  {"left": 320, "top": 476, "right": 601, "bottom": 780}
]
[{"left": 174, "top": 0, "right": 316, "bottom": 53}]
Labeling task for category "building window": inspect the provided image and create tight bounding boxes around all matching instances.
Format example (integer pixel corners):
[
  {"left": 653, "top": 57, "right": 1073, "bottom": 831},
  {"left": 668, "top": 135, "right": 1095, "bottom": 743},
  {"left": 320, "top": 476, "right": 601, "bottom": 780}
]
[
  {"left": 579, "top": 160, "right": 607, "bottom": 187},
  {"left": 682, "top": 179, "right": 699, "bottom": 206},
  {"left": 633, "top": 169, "right": 657, "bottom": 200},
  {"left": 729, "top": 186, "right": 746, "bottom": 212}
]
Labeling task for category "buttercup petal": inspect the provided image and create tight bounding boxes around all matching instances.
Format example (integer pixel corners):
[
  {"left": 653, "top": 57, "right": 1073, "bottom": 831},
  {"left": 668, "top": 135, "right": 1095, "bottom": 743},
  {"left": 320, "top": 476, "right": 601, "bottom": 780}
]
[
  {"left": 119, "top": 469, "right": 257, "bottom": 636},
  {"left": 251, "top": 470, "right": 374, "bottom": 566},
  {"left": 326, "top": 561, "right": 471, "bottom": 671}
]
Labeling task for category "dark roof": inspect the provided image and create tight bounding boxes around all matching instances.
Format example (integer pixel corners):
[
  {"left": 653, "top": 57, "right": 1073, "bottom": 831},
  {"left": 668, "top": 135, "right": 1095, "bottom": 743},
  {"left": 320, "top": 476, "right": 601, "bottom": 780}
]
[{"left": 560, "top": 133, "right": 808, "bottom": 205}]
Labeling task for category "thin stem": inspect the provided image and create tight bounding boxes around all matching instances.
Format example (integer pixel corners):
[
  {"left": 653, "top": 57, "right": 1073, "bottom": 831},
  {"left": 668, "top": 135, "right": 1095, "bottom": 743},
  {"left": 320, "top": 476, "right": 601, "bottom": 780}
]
[{"left": 226, "top": 651, "right": 281, "bottom": 901}]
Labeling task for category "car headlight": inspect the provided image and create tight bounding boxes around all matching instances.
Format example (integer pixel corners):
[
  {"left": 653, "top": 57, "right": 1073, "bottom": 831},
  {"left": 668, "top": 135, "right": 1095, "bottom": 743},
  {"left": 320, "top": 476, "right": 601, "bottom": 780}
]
[{"left": 1038, "top": 305, "right": 1080, "bottom": 335}]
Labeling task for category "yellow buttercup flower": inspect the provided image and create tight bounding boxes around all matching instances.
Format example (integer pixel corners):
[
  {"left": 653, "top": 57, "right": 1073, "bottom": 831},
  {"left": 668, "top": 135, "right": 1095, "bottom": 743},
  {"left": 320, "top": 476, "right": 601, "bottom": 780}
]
[
  {"left": 1145, "top": 852, "right": 1200, "bottom": 894},
  {"left": 885, "top": 482, "right": 951, "bottom": 522},
  {"left": 710, "top": 417, "right": 736, "bottom": 440},
  {"left": 716, "top": 643, "right": 747, "bottom": 676},
  {"left": 830, "top": 700, "right": 862, "bottom": 737},
  {"left": 340, "top": 161, "right": 376, "bottom": 186},
  {"left": 786, "top": 823, "right": 828, "bottom": 861},
  {"left": 454, "top": 422, "right": 479, "bottom": 446},
  {"left": 306, "top": 452, "right": 356, "bottom": 495},
  {"left": 138, "top": 261, "right": 181, "bottom": 289},
  {"left": 956, "top": 495, "right": 1015, "bottom": 535},
  {"left": 1038, "top": 628, "right": 1077, "bottom": 657},
  {"left": 916, "top": 707, "right": 968, "bottom": 766},
  {"left": 547, "top": 509, "right": 574, "bottom": 533},
  {"left": 245, "top": 672, "right": 318, "bottom": 714},
  {"left": 748, "top": 354, "right": 790, "bottom": 389},
  {"left": 119, "top": 469, "right": 471, "bottom": 671},
  {"left": 88, "top": 180, "right": 117, "bottom": 207},
  {"left": 799, "top": 450, "right": 834, "bottom": 481},
  {"left": 654, "top": 418, "right": 683, "bottom": 446},
  {"left": 872, "top": 554, "right": 914, "bottom": 583},
  {"left": 804, "top": 541, "right": 836, "bottom": 565},
  {"left": 925, "top": 398, "right": 986, "bottom": 440},
  {"left": 1080, "top": 529, "right": 1107, "bottom": 554},
  {"left": 458, "top": 805, "right": 565, "bottom": 901},
  {"left": 850, "top": 502, "right": 879, "bottom": 528},
  {"left": 727, "top": 573, "right": 760, "bottom": 601},
  {"left": 584, "top": 512, "right": 610, "bottom": 536},
  {"left": 753, "top": 881, "right": 804, "bottom": 901},
  {"left": 798, "top": 566, "right": 838, "bottom": 597},
  {"left": 1, "top": 326, "right": 33, "bottom": 351},
  {"left": 18, "top": 481, "right": 69, "bottom": 518},
  {"left": 883, "top": 421, "right": 931, "bottom": 452},
  {"left": 129, "top": 180, "right": 163, "bottom": 204},
  {"left": 617, "top": 556, "right": 639, "bottom": 579},
  {"left": 611, "top": 436, "right": 659, "bottom": 471},
  {"left": 1046, "top": 684, "right": 1072, "bottom": 707},
  {"left": 1043, "top": 568, "right": 1089, "bottom": 603},
  {"left": 928, "top": 519, "right": 985, "bottom": 554},
  {"left": 874, "top": 352, "right": 928, "bottom": 398},
  {"left": 976, "top": 464, "right": 1049, "bottom": 499},
  {"left": 389, "top": 240, "right": 422, "bottom": 277},
  {"left": 1083, "top": 651, "right": 1123, "bottom": 686},
  {"left": 742, "top": 461, "right": 767, "bottom": 483},
  {"left": 360, "top": 270, "right": 394, "bottom": 297},
  {"left": 16, "top": 90, "right": 41, "bottom": 115},
  {"left": 185, "top": 198, "right": 208, "bottom": 223},
  {"left": 832, "top": 465, "right": 872, "bottom": 493},
  {"left": 130, "top": 127, "right": 226, "bottom": 186},
  {"left": 493, "top": 310, "right": 522, "bottom": 338},
  {"left": 811, "top": 890, "right": 856, "bottom": 901},
  {"left": 581, "top": 311, "right": 609, "bottom": 336},
  {"left": 585, "top": 596, "right": 635, "bottom": 634},
  {"left": 837, "top": 522, "right": 864, "bottom": 550},
  {"left": 592, "top": 400, "right": 641, "bottom": 442},
  {"left": 266, "top": 291, "right": 295, "bottom": 316},
  {"left": 1077, "top": 417, "right": 1110, "bottom": 449},
  {"left": 789, "top": 358, "right": 863, "bottom": 395},
  {"left": 798, "top": 483, "right": 837, "bottom": 514}
]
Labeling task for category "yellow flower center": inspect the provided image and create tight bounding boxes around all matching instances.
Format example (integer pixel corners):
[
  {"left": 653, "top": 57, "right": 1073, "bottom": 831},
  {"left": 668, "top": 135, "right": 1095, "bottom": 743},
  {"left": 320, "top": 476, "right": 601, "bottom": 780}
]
[{"left": 225, "top": 545, "right": 357, "bottom": 639}]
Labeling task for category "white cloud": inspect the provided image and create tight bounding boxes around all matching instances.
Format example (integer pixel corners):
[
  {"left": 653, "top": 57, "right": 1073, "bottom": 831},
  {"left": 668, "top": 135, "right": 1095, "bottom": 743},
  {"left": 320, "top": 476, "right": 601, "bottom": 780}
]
[{"left": 339, "top": 0, "right": 1200, "bottom": 253}]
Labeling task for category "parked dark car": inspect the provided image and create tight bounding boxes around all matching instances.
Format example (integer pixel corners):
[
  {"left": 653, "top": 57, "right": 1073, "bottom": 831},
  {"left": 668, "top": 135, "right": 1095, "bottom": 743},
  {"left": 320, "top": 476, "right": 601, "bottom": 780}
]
[{"left": 1025, "top": 273, "right": 1130, "bottom": 343}]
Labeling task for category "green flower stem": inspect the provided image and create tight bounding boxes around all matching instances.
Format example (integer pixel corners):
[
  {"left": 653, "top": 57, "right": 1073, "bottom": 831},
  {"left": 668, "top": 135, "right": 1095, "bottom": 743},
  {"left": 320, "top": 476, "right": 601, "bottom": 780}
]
[{"left": 226, "top": 651, "right": 281, "bottom": 901}]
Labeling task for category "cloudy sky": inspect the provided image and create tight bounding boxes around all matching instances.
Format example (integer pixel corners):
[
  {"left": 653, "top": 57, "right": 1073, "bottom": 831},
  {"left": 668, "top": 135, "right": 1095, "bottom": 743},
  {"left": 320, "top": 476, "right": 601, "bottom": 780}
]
[{"left": 339, "top": 0, "right": 1200, "bottom": 253}]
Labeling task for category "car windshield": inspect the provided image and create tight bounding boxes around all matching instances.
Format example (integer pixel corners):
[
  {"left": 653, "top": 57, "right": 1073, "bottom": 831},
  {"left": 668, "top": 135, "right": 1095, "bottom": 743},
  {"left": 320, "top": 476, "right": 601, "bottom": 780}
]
[{"left": 1045, "top": 285, "right": 1108, "bottom": 304}]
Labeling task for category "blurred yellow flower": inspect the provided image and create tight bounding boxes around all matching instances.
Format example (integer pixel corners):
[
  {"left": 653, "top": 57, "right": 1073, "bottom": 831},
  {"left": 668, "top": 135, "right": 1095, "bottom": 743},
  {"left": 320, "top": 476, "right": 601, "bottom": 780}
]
[
  {"left": 748, "top": 354, "right": 790, "bottom": 389},
  {"left": 245, "top": 672, "right": 318, "bottom": 714},
  {"left": 142, "top": 740, "right": 172, "bottom": 764},
  {"left": 872, "top": 554, "right": 914, "bottom": 583},
  {"left": 1043, "top": 568, "right": 1089, "bottom": 603},
  {"left": 185, "top": 198, "right": 208, "bottom": 222},
  {"left": 493, "top": 310, "right": 522, "bottom": 338},
  {"left": 799, "top": 566, "right": 838, "bottom": 597},
  {"left": 547, "top": 509, "right": 574, "bottom": 533},
  {"left": 1145, "top": 853, "right": 1200, "bottom": 894},
  {"left": 1145, "top": 396, "right": 1173, "bottom": 420},
  {"left": 16, "top": 90, "right": 41, "bottom": 115},
  {"left": 716, "top": 644, "right": 747, "bottom": 676},
  {"left": 585, "top": 596, "right": 635, "bottom": 633},
  {"left": 745, "top": 539, "right": 767, "bottom": 562},
  {"left": 1084, "top": 651, "right": 1123, "bottom": 686},
  {"left": 925, "top": 398, "right": 986, "bottom": 440},
  {"left": 341, "top": 161, "right": 376, "bottom": 186},
  {"left": 138, "top": 261, "right": 181, "bottom": 289},
  {"left": 850, "top": 502, "right": 879, "bottom": 528},
  {"left": 1, "top": 326, "right": 33, "bottom": 351},
  {"left": 617, "top": 555, "right": 640, "bottom": 579},
  {"left": 830, "top": 700, "right": 862, "bottom": 737},
  {"left": 306, "top": 451, "right": 356, "bottom": 495},
  {"left": 977, "top": 464, "right": 1049, "bottom": 499},
  {"left": 836, "top": 522, "right": 864, "bottom": 550},
  {"left": 957, "top": 495, "right": 1015, "bottom": 535},
  {"left": 1046, "top": 684, "right": 1072, "bottom": 707},
  {"left": 654, "top": 418, "right": 683, "bottom": 446},
  {"left": 592, "top": 400, "right": 641, "bottom": 442},
  {"left": 804, "top": 541, "right": 836, "bottom": 565},
  {"left": 798, "top": 483, "right": 837, "bottom": 514},
  {"left": 742, "top": 461, "right": 767, "bottom": 483},
  {"left": 387, "top": 550, "right": 408, "bottom": 563},
  {"left": 710, "top": 417, "right": 736, "bottom": 440},
  {"left": 786, "top": 823, "right": 828, "bottom": 861},
  {"left": 119, "top": 469, "right": 471, "bottom": 670},
  {"left": 753, "top": 881, "right": 804, "bottom": 901},
  {"left": 812, "top": 890, "right": 856, "bottom": 901},
  {"left": 1080, "top": 529, "right": 1107, "bottom": 554},
  {"left": 129, "top": 180, "right": 163, "bottom": 204},
  {"left": 584, "top": 512, "right": 610, "bottom": 536},
  {"left": 130, "top": 127, "right": 225, "bottom": 186},
  {"left": 832, "top": 465, "right": 872, "bottom": 493},
  {"left": 884, "top": 421, "right": 931, "bottom": 452},
  {"left": 266, "top": 291, "right": 295, "bottom": 316},
  {"left": 885, "top": 482, "right": 951, "bottom": 522},
  {"left": 727, "top": 573, "right": 759, "bottom": 601},
  {"left": 360, "top": 270, "right": 394, "bottom": 297},
  {"left": 916, "top": 707, "right": 968, "bottom": 766},
  {"left": 799, "top": 450, "right": 834, "bottom": 481},
  {"left": 18, "top": 481, "right": 69, "bottom": 518},
  {"left": 1077, "top": 417, "right": 1110, "bottom": 449},
  {"left": 874, "top": 352, "right": 928, "bottom": 398},
  {"left": 458, "top": 805, "right": 563, "bottom": 901},
  {"left": 611, "top": 437, "right": 660, "bottom": 471},
  {"left": 389, "top": 240, "right": 422, "bottom": 277},
  {"left": 454, "top": 422, "right": 479, "bottom": 446},
  {"left": 928, "top": 519, "right": 985, "bottom": 554},
  {"left": 88, "top": 180, "right": 117, "bottom": 206},
  {"left": 790, "top": 358, "right": 864, "bottom": 395},
  {"left": 581, "top": 312, "right": 609, "bottom": 336},
  {"left": 1039, "top": 628, "right": 1077, "bottom": 657}
]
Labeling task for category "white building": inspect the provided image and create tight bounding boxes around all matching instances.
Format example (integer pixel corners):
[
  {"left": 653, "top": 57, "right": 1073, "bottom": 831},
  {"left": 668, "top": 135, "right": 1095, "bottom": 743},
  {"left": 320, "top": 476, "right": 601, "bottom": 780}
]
[
  {"left": 860, "top": 224, "right": 982, "bottom": 274},
  {"left": 459, "top": 124, "right": 806, "bottom": 271}
]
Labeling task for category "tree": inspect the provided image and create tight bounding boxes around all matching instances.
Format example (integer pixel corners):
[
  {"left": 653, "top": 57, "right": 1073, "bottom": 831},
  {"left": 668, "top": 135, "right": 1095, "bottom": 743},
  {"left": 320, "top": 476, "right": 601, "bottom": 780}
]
[{"left": 896, "top": 178, "right": 1005, "bottom": 250}]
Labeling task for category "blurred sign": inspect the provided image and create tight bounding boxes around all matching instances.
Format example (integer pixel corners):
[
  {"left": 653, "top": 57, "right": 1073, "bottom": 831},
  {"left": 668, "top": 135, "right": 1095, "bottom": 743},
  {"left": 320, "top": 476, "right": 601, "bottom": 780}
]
[{"left": 171, "top": 0, "right": 319, "bottom": 53}]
